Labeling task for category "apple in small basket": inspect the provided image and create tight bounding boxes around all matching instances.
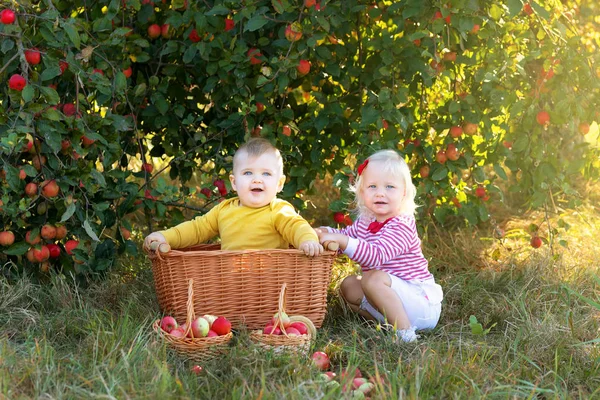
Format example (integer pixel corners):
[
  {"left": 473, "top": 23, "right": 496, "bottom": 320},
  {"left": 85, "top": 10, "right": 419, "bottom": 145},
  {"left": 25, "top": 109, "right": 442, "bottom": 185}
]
[
  {"left": 289, "top": 322, "right": 308, "bottom": 335},
  {"left": 160, "top": 316, "right": 178, "bottom": 333},
  {"left": 190, "top": 317, "right": 210, "bottom": 338},
  {"left": 202, "top": 314, "right": 218, "bottom": 328},
  {"left": 271, "top": 311, "right": 291, "bottom": 328},
  {"left": 170, "top": 327, "right": 186, "bottom": 338},
  {"left": 211, "top": 317, "right": 232, "bottom": 336}
]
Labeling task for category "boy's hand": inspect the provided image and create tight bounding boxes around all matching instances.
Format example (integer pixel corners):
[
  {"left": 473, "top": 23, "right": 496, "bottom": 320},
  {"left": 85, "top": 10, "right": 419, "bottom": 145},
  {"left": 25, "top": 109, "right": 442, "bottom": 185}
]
[
  {"left": 143, "top": 232, "right": 167, "bottom": 252},
  {"left": 299, "top": 240, "right": 324, "bottom": 257},
  {"left": 313, "top": 227, "right": 328, "bottom": 239}
]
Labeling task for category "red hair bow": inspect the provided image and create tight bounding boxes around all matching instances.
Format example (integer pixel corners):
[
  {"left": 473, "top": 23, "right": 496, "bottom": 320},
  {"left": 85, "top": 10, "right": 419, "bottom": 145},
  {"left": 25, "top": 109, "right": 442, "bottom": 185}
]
[{"left": 357, "top": 159, "right": 369, "bottom": 176}]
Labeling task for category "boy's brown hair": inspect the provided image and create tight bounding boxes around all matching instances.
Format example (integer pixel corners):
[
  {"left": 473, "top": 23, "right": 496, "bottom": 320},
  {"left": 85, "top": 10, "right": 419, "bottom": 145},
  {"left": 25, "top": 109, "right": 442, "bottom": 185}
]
[{"left": 233, "top": 138, "right": 284, "bottom": 175}]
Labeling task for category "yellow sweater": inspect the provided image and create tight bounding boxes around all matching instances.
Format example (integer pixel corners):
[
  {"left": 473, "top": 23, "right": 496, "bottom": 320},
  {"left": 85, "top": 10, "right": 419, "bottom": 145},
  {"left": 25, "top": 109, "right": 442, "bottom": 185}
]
[{"left": 160, "top": 197, "right": 318, "bottom": 250}]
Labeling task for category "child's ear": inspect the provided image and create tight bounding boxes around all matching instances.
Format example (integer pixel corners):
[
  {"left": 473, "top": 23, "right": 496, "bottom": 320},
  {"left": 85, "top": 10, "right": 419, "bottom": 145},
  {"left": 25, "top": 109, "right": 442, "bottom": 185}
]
[
  {"left": 277, "top": 175, "right": 286, "bottom": 192},
  {"left": 229, "top": 174, "right": 237, "bottom": 192}
]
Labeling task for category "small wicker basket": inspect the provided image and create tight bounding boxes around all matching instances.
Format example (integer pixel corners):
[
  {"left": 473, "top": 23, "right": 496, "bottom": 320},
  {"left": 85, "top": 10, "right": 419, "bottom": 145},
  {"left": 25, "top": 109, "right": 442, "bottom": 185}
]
[
  {"left": 152, "top": 278, "right": 233, "bottom": 362},
  {"left": 249, "top": 283, "right": 316, "bottom": 354},
  {"left": 149, "top": 244, "right": 336, "bottom": 330}
]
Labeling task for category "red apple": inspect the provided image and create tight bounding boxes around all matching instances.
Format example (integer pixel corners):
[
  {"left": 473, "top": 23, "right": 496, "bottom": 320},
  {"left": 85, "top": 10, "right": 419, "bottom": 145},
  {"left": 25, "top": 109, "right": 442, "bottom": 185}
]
[
  {"left": 41, "top": 180, "right": 60, "bottom": 198},
  {"left": 419, "top": 165, "right": 430, "bottom": 178},
  {"left": 200, "top": 187, "right": 212, "bottom": 198},
  {"left": 47, "top": 243, "right": 61, "bottom": 258},
  {"left": 435, "top": 150, "right": 447, "bottom": 164},
  {"left": 0, "top": 231, "right": 15, "bottom": 246},
  {"left": 191, "top": 365, "right": 203, "bottom": 375},
  {"left": 256, "top": 102, "right": 265, "bottom": 114},
  {"left": 578, "top": 123, "right": 590, "bottom": 135},
  {"left": 475, "top": 186, "right": 486, "bottom": 198},
  {"left": 169, "top": 327, "right": 186, "bottom": 338},
  {"left": 285, "top": 24, "right": 302, "bottom": 42},
  {"left": 148, "top": 24, "right": 161, "bottom": 39},
  {"left": 224, "top": 18, "right": 235, "bottom": 32},
  {"left": 207, "top": 330, "right": 219, "bottom": 337},
  {"left": 8, "top": 74, "right": 26, "bottom": 91},
  {"left": 160, "top": 316, "right": 178, "bottom": 333},
  {"left": 63, "top": 103, "right": 76, "bottom": 117},
  {"left": 334, "top": 212, "right": 345, "bottom": 224},
  {"left": 311, "top": 351, "right": 330, "bottom": 371},
  {"left": 353, "top": 377, "right": 368, "bottom": 390},
  {"left": 25, "top": 230, "right": 41, "bottom": 245},
  {"left": 142, "top": 163, "right": 153, "bottom": 173},
  {"left": 32, "top": 245, "right": 50, "bottom": 262},
  {"left": 161, "top": 24, "right": 170, "bottom": 39},
  {"left": 536, "top": 111, "right": 550, "bottom": 126},
  {"left": 25, "top": 49, "right": 42, "bottom": 65},
  {"left": 41, "top": 224, "right": 57, "bottom": 240},
  {"left": 523, "top": 3, "right": 533, "bottom": 15},
  {"left": 59, "top": 61, "right": 69, "bottom": 75},
  {"left": 64, "top": 239, "right": 79, "bottom": 255},
  {"left": 289, "top": 322, "right": 308, "bottom": 335},
  {"left": 297, "top": 59, "right": 311, "bottom": 75},
  {"left": 82, "top": 136, "right": 95, "bottom": 147},
  {"left": 446, "top": 143, "right": 460, "bottom": 161},
  {"left": 123, "top": 67, "right": 132, "bottom": 78},
  {"left": 463, "top": 122, "right": 478, "bottom": 135},
  {"left": 211, "top": 317, "right": 231, "bottom": 335},
  {"left": 247, "top": 48, "right": 262, "bottom": 65},
  {"left": 120, "top": 227, "right": 131, "bottom": 240},
  {"left": 25, "top": 182, "right": 38, "bottom": 197},
  {"left": 188, "top": 29, "right": 201, "bottom": 43},
  {"left": 304, "top": 0, "right": 316, "bottom": 8},
  {"left": 283, "top": 326, "right": 301, "bottom": 336},
  {"left": 282, "top": 125, "right": 292, "bottom": 136},
  {"left": 55, "top": 225, "right": 67, "bottom": 240},
  {"left": 450, "top": 126, "right": 463, "bottom": 138},
  {"left": 263, "top": 325, "right": 281, "bottom": 335},
  {"left": 0, "top": 9, "right": 16, "bottom": 24},
  {"left": 530, "top": 236, "right": 542, "bottom": 248}
]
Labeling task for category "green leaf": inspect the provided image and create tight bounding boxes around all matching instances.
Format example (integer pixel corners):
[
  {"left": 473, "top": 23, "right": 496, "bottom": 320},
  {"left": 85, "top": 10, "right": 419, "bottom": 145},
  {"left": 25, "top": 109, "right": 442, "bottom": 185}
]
[
  {"left": 206, "top": 5, "right": 230, "bottom": 16},
  {"left": 62, "top": 22, "right": 81, "bottom": 49},
  {"left": 90, "top": 170, "right": 106, "bottom": 186},
  {"left": 493, "top": 164, "right": 508, "bottom": 180},
  {"left": 1, "top": 38, "right": 14, "bottom": 53},
  {"left": 272, "top": 0, "right": 285, "bottom": 13},
  {"left": 21, "top": 85, "right": 35, "bottom": 103},
  {"left": 246, "top": 15, "right": 269, "bottom": 32},
  {"left": 316, "top": 15, "right": 330, "bottom": 32},
  {"left": 114, "top": 72, "right": 127, "bottom": 93},
  {"left": 42, "top": 129, "right": 62, "bottom": 153},
  {"left": 469, "top": 315, "right": 484, "bottom": 335},
  {"left": 289, "top": 166, "right": 308, "bottom": 177},
  {"left": 506, "top": 0, "right": 523, "bottom": 17},
  {"left": 43, "top": 108, "right": 62, "bottom": 121},
  {"left": 431, "top": 167, "right": 448, "bottom": 181},
  {"left": 183, "top": 46, "right": 197, "bottom": 64},
  {"left": 83, "top": 220, "right": 100, "bottom": 242},
  {"left": 2, "top": 241, "right": 30, "bottom": 256},
  {"left": 60, "top": 203, "right": 77, "bottom": 222},
  {"left": 40, "top": 66, "right": 61, "bottom": 81},
  {"left": 39, "top": 86, "right": 59, "bottom": 104}
]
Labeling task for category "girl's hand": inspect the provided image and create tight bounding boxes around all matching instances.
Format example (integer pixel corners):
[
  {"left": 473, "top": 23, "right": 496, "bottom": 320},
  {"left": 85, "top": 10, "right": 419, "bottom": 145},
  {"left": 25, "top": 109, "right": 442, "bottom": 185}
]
[
  {"left": 143, "top": 232, "right": 167, "bottom": 252},
  {"left": 299, "top": 240, "right": 324, "bottom": 257},
  {"left": 319, "top": 232, "right": 349, "bottom": 251}
]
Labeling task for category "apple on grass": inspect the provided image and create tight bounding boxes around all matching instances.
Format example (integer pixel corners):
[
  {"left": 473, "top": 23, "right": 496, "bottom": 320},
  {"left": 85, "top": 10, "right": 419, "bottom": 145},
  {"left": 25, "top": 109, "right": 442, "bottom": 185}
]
[{"left": 311, "top": 351, "right": 330, "bottom": 371}]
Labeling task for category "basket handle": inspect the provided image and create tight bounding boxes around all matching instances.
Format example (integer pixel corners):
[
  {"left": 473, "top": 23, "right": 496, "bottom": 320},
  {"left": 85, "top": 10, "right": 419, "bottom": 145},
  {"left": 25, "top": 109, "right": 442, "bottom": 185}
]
[
  {"left": 272, "top": 283, "right": 289, "bottom": 336},
  {"left": 183, "top": 278, "right": 195, "bottom": 338},
  {"left": 323, "top": 240, "right": 339, "bottom": 251}
]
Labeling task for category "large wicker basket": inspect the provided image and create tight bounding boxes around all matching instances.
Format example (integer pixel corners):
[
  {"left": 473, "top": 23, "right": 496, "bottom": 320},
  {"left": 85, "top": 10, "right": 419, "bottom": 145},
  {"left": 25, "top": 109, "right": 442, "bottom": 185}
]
[
  {"left": 152, "top": 279, "right": 233, "bottom": 362},
  {"left": 149, "top": 244, "right": 336, "bottom": 330},
  {"left": 249, "top": 283, "right": 316, "bottom": 354}
]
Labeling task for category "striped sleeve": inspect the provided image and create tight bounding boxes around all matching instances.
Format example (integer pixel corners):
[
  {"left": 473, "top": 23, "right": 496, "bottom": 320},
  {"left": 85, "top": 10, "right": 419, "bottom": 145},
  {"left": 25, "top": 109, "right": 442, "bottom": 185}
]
[{"left": 350, "top": 220, "right": 414, "bottom": 268}]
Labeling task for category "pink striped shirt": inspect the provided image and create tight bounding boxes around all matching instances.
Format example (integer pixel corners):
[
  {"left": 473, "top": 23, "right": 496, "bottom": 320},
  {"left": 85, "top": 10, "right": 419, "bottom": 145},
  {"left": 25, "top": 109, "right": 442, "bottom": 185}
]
[{"left": 329, "top": 215, "right": 432, "bottom": 282}]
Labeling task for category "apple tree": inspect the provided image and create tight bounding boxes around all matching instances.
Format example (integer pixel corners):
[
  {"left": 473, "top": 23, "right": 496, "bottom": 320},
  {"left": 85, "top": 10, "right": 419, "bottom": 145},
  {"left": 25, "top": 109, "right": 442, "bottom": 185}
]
[{"left": 0, "top": 0, "right": 598, "bottom": 278}]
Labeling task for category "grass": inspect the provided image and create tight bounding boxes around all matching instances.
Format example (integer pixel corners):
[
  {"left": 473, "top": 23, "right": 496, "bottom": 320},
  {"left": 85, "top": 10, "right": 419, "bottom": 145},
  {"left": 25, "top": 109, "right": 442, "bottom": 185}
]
[{"left": 1, "top": 204, "right": 600, "bottom": 399}]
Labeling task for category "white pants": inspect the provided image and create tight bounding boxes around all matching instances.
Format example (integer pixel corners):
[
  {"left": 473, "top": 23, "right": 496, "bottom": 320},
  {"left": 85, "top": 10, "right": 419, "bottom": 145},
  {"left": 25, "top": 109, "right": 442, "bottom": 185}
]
[{"left": 360, "top": 275, "right": 443, "bottom": 331}]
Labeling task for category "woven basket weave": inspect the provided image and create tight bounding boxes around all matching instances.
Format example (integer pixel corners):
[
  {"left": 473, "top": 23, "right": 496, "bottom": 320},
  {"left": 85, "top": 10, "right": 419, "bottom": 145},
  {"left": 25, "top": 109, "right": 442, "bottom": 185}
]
[
  {"left": 249, "top": 283, "right": 316, "bottom": 354},
  {"left": 152, "top": 278, "right": 232, "bottom": 362},
  {"left": 149, "top": 244, "right": 336, "bottom": 330}
]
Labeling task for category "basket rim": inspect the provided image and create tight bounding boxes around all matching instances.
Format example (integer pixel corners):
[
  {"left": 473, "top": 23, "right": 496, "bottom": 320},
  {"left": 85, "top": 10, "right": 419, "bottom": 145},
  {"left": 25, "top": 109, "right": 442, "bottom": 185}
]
[{"left": 148, "top": 243, "right": 338, "bottom": 257}]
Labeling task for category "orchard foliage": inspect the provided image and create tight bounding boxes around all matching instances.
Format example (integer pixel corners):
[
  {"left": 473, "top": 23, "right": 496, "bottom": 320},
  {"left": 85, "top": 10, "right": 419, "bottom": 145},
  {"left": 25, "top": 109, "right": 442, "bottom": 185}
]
[{"left": 0, "top": 0, "right": 599, "bottom": 277}]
